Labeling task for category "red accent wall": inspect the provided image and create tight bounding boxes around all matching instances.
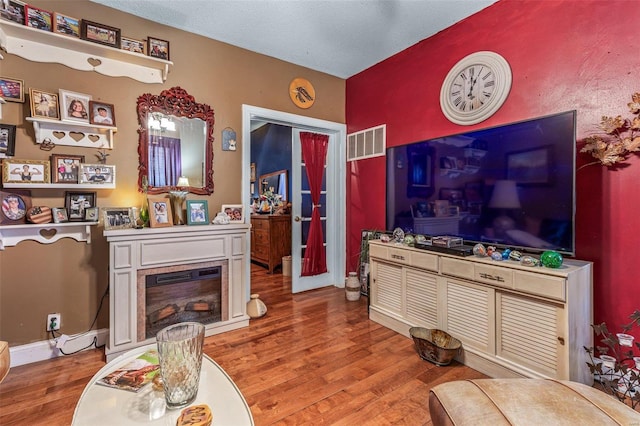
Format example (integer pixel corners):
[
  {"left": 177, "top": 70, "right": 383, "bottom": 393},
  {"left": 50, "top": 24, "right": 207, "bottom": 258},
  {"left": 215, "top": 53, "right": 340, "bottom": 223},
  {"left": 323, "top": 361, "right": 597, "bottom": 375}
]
[{"left": 346, "top": 0, "right": 640, "bottom": 336}]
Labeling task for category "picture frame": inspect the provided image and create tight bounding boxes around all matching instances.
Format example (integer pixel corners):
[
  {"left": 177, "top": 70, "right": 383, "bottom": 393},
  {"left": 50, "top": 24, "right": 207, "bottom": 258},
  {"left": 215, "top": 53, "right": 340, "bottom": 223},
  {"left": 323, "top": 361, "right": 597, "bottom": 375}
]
[
  {"left": 148, "top": 196, "right": 173, "bottom": 227},
  {"left": 84, "top": 206, "right": 99, "bottom": 222},
  {"left": 52, "top": 207, "right": 69, "bottom": 223},
  {"left": 81, "top": 20, "right": 121, "bottom": 48},
  {"left": 88, "top": 101, "right": 116, "bottom": 126},
  {"left": 53, "top": 12, "right": 80, "bottom": 38},
  {"left": 79, "top": 164, "right": 115, "bottom": 184},
  {"left": 29, "top": 88, "right": 59, "bottom": 119},
  {"left": 2, "top": 159, "right": 50, "bottom": 184},
  {"left": 0, "top": 76, "right": 25, "bottom": 103},
  {"left": 25, "top": 4, "right": 52, "bottom": 32},
  {"left": 102, "top": 207, "right": 135, "bottom": 230},
  {"left": 222, "top": 204, "right": 244, "bottom": 223},
  {"left": 65, "top": 191, "right": 96, "bottom": 222},
  {"left": 0, "top": 124, "right": 17, "bottom": 157},
  {"left": 121, "top": 36, "right": 145, "bottom": 54},
  {"left": 186, "top": 200, "right": 209, "bottom": 225},
  {"left": 0, "top": 189, "right": 32, "bottom": 225},
  {"left": 506, "top": 146, "right": 552, "bottom": 186},
  {"left": 51, "top": 153, "right": 85, "bottom": 183},
  {"left": 250, "top": 163, "right": 256, "bottom": 182},
  {"left": 59, "top": 89, "right": 91, "bottom": 123},
  {"left": 147, "top": 36, "right": 170, "bottom": 60},
  {"left": 1, "top": 0, "right": 26, "bottom": 25}
]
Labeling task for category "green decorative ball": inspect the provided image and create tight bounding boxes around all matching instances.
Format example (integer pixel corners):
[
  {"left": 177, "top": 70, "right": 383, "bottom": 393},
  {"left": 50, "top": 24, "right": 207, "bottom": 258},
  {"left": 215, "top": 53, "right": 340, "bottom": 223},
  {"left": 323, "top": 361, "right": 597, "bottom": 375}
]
[{"left": 540, "top": 250, "right": 563, "bottom": 268}]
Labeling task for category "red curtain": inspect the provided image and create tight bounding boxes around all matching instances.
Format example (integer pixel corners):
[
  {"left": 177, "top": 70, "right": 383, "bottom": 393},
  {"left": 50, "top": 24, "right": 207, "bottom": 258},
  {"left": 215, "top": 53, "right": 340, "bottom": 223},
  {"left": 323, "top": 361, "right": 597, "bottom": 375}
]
[{"left": 300, "top": 132, "right": 329, "bottom": 276}]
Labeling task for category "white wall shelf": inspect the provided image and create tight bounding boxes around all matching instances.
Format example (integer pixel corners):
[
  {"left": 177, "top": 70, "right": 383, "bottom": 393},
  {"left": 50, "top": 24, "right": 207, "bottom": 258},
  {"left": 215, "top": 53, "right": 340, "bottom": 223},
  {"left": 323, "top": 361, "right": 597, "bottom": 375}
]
[
  {"left": 26, "top": 117, "right": 116, "bottom": 149},
  {"left": 0, "top": 222, "right": 97, "bottom": 250},
  {"left": 0, "top": 20, "right": 172, "bottom": 84},
  {"left": 2, "top": 181, "right": 115, "bottom": 189}
]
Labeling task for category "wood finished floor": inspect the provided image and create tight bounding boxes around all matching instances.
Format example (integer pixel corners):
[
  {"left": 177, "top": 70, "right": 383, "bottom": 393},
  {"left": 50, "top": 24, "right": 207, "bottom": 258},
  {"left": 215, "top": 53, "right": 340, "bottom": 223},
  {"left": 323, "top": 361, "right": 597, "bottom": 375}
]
[{"left": 0, "top": 264, "right": 486, "bottom": 425}]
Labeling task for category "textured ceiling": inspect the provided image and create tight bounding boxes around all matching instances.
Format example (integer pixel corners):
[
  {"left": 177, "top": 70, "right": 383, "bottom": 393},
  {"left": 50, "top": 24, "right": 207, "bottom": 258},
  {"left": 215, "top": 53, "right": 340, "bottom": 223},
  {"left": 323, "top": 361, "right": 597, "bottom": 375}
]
[{"left": 91, "top": 0, "right": 496, "bottom": 78}]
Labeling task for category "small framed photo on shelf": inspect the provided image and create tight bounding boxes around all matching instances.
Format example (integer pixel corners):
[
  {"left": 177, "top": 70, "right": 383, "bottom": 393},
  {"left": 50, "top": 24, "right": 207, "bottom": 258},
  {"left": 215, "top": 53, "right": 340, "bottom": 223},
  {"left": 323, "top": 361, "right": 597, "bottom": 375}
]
[
  {"left": 222, "top": 204, "right": 244, "bottom": 223},
  {"left": 51, "top": 153, "right": 84, "bottom": 183},
  {"left": 52, "top": 207, "right": 69, "bottom": 223},
  {"left": 121, "top": 37, "right": 145, "bottom": 54},
  {"left": 79, "top": 164, "right": 115, "bottom": 184},
  {"left": 2, "top": 159, "right": 50, "bottom": 184},
  {"left": 0, "top": 124, "right": 17, "bottom": 157},
  {"left": 81, "top": 20, "right": 121, "bottom": 48},
  {"left": 1, "top": 0, "right": 26, "bottom": 25},
  {"left": 0, "top": 190, "right": 32, "bottom": 225},
  {"left": 25, "top": 4, "right": 52, "bottom": 32},
  {"left": 186, "top": 200, "right": 209, "bottom": 225},
  {"left": 59, "top": 89, "right": 91, "bottom": 123},
  {"left": 148, "top": 196, "right": 173, "bottom": 227},
  {"left": 88, "top": 101, "right": 116, "bottom": 126},
  {"left": 147, "top": 36, "right": 170, "bottom": 60},
  {"left": 53, "top": 12, "right": 80, "bottom": 38},
  {"left": 29, "top": 88, "right": 59, "bottom": 119},
  {"left": 65, "top": 191, "right": 96, "bottom": 222},
  {"left": 0, "top": 76, "right": 25, "bottom": 103},
  {"left": 84, "top": 206, "right": 99, "bottom": 222},
  {"left": 102, "top": 207, "right": 135, "bottom": 230}
]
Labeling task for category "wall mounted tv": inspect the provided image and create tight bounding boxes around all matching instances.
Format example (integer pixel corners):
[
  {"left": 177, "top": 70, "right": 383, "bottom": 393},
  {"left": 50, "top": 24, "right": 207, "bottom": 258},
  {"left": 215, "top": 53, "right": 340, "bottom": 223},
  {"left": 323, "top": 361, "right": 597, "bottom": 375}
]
[{"left": 386, "top": 110, "right": 576, "bottom": 255}]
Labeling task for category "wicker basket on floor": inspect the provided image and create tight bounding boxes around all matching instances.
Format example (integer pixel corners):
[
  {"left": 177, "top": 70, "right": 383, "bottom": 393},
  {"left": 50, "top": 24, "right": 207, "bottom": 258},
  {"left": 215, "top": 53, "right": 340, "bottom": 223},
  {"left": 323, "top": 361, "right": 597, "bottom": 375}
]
[{"left": 409, "top": 327, "right": 461, "bottom": 366}]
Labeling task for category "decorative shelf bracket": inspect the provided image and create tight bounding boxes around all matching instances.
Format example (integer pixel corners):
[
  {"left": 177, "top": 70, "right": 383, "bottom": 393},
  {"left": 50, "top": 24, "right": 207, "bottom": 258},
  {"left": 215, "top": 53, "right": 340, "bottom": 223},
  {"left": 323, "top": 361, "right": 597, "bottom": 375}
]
[{"left": 0, "top": 222, "right": 97, "bottom": 250}]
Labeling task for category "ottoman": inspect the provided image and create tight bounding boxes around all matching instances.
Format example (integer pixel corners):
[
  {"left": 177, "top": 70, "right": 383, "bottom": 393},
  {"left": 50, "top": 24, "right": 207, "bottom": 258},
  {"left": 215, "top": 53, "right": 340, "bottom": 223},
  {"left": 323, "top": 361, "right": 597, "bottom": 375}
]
[{"left": 429, "top": 378, "right": 640, "bottom": 425}]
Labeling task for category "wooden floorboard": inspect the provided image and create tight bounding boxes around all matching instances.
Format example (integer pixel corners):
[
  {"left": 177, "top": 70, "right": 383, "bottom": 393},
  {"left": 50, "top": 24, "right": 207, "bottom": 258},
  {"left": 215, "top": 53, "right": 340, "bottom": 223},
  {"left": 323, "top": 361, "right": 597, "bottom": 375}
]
[{"left": 0, "top": 264, "right": 486, "bottom": 425}]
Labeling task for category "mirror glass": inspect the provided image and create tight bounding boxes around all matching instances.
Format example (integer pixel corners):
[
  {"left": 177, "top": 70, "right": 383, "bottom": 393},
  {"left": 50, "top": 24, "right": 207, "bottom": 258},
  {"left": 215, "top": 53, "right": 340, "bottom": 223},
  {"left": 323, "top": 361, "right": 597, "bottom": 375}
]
[
  {"left": 137, "top": 87, "right": 214, "bottom": 195},
  {"left": 260, "top": 169, "right": 288, "bottom": 202}
]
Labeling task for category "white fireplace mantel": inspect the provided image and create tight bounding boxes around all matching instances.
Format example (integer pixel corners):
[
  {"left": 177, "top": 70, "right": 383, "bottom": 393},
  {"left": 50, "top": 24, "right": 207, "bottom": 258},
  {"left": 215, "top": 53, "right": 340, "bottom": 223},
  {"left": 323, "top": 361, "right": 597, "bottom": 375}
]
[{"left": 104, "top": 224, "right": 250, "bottom": 361}]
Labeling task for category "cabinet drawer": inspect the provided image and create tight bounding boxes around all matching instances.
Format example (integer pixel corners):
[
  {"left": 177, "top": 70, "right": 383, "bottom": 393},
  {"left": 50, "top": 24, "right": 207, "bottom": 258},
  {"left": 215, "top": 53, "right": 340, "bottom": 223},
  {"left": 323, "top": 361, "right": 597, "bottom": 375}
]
[
  {"left": 251, "top": 218, "right": 269, "bottom": 230},
  {"left": 514, "top": 270, "right": 566, "bottom": 301},
  {"left": 441, "top": 257, "right": 474, "bottom": 280},
  {"left": 474, "top": 264, "right": 513, "bottom": 289},
  {"left": 409, "top": 250, "right": 438, "bottom": 272}
]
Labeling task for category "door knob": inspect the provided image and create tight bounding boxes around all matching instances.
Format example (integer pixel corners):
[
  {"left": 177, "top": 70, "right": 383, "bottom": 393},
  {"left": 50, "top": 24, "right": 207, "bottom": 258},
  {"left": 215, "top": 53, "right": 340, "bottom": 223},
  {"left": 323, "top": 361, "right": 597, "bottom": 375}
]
[{"left": 294, "top": 216, "right": 301, "bottom": 222}]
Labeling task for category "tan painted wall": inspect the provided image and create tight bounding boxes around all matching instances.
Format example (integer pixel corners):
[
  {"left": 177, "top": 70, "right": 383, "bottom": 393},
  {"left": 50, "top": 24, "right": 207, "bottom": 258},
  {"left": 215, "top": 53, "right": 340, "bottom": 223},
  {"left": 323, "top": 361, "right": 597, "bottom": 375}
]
[{"left": 0, "top": 0, "right": 345, "bottom": 345}]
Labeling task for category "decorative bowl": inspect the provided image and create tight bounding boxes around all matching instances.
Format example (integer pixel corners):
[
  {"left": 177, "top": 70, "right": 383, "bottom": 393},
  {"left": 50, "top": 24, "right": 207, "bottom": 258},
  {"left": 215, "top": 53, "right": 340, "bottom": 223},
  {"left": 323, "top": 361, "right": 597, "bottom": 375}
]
[{"left": 409, "top": 327, "right": 461, "bottom": 366}]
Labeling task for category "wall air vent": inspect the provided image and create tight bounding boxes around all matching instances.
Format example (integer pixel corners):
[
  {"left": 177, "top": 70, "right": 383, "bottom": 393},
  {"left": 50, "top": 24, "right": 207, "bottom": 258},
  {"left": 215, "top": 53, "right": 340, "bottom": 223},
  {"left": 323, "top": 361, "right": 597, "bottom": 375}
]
[{"left": 347, "top": 124, "right": 386, "bottom": 161}]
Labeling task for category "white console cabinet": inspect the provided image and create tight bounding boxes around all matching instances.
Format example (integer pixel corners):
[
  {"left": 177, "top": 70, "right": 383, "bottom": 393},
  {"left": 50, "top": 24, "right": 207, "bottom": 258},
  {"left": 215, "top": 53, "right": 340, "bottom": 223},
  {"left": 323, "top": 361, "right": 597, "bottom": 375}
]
[{"left": 368, "top": 241, "right": 593, "bottom": 385}]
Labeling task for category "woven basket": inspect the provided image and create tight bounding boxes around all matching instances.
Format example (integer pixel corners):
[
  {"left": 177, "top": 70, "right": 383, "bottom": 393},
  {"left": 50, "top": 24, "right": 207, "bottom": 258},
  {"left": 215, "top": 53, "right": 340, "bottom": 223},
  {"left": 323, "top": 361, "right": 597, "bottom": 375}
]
[{"left": 409, "top": 327, "right": 461, "bottom": 366}]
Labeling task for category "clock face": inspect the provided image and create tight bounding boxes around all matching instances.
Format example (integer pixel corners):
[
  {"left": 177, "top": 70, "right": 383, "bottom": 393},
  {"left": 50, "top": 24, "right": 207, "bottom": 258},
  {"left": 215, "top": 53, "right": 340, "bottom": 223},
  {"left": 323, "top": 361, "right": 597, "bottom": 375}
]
[{"left": 440, "top": 51, "right": 511, "bottom": 125}]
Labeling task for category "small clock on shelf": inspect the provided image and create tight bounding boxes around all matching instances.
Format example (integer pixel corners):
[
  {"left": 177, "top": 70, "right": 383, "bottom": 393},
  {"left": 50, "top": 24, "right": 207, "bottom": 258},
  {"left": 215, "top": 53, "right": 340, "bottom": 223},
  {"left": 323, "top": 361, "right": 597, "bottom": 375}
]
[{"left": 440, "top": 51, "right": 512, "bottom": 126}]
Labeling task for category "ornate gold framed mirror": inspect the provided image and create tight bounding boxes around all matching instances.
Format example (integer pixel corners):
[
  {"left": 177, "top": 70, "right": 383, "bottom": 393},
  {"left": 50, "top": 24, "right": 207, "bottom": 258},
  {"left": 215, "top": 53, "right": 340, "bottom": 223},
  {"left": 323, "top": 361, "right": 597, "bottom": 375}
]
[{"left": 137, "top": 87, "right": 215, "bottom": 195}]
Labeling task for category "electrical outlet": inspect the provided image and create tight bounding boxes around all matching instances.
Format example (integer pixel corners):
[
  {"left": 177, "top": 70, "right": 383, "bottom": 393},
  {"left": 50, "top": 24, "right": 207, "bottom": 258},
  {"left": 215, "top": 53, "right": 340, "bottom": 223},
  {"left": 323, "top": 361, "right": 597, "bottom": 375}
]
[{"left": 47, "top": 313, "right": 61, "bottom": 331}]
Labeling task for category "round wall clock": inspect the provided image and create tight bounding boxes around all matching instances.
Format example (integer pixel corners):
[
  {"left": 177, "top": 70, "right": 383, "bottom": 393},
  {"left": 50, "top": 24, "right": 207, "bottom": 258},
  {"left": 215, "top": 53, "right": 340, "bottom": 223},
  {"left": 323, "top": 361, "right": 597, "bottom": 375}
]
[
  {"left": 440, "top": 51, "right": 512, "bottom": 125},
  {"left": 289, "top": 77, "right": 315, "bottom": 109}
]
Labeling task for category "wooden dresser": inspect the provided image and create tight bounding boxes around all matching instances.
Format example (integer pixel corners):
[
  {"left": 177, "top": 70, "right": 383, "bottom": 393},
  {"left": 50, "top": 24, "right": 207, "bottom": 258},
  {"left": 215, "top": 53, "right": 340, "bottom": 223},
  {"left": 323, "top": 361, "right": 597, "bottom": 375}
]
[{"left": 250, "top": 214, "right": 291, "bottom": 273}]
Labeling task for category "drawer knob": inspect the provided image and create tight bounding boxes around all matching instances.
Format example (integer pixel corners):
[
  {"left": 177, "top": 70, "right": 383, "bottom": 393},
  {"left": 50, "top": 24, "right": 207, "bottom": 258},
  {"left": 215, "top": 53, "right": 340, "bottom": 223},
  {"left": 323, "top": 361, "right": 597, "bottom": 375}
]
[{"left": 557, "top": 336, "right": 565, "bottom": 345}]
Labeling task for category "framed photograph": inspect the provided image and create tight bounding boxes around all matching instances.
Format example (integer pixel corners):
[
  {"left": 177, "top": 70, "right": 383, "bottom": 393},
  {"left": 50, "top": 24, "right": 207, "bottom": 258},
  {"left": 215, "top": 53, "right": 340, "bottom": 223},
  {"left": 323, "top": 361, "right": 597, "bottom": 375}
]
[
  {"left": 121, "top": 36, "right": 145, "bottom": 54},
  {"left": 506, "top": 146, "right": 552, "bottom": 186},
  {"left": 186, "top": 200, "right": 209, "bottom": 225},
  {"left": 0, "top": 124, "right": 16, "bottom": 157},
  {"left": 59, "top": 89, "right": 91, "bottom": 123},
  {"left": 148, "top": 196, "right": 173, "bottom": 227},
  {"left": 81, "top": 20, "right": 121, "bottom": 48},
  {"left": 25, "top": 4, "right": 52, "bottom": 31},
  {"left": 51, "top": 153, "right": 84, "bottom": 183},
  {"left": 65, "top": 191, "right": 96, "bottom": 222},
  {"left": 52, "top": 207, "right": 69, "bottom": 223},
  {"left": 88, "top": 101, "right": 116, "bottom": 126},
  {"left": 53, "top": 12, "right": 80, "bottom": 38},
  {"left": 147, "top": 36, "right": 170, "bottom": 60},
  {"left": 29, "top": 88, "right": 59, "bottom": 119},
  {"left": 222, "top": 204, "right": 244, "bottom": 223},
  {"left": 84, "top": 206, "right": 99, "bottom": 222},
  {"left": 102, "top": 207, "right": 135, "bottom": 230},
  {"left": 2, "top": 159, "right": 50, "bottom": 184},
  {"left": 0, "top": 76, "right": 25, "bottom": 103},
  {"left": 0, "top": 189, "right": 31, "bottom": 225},
  {"left": 1, "top": 0, "right": 26, "bottom": 25},
  {"left": 250, "top": 163, "right": 256, "bottom": 182},
  {"left": 79, "top": 164, "right": 115, "bottom": 184}
]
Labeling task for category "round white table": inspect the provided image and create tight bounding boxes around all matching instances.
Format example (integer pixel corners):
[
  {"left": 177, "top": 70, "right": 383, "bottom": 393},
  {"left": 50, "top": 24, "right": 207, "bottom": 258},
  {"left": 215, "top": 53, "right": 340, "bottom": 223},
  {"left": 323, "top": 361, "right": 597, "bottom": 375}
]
[{"left": 72, "top": 345, "right": 254, "bottom": 425}]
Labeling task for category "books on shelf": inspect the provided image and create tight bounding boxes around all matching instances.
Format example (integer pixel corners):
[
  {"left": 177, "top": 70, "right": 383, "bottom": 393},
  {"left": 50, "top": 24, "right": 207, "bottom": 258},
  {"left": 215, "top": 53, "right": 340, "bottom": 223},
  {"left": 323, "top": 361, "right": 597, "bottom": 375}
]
[{"left": 97, "top": 349, "right": 160, "bottom": 392}]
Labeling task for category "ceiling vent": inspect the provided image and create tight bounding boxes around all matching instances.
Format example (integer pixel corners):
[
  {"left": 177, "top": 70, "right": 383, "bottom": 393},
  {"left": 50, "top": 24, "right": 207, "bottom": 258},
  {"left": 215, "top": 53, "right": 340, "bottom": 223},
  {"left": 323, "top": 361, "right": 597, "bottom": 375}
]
[{"left": 347, "top": 124, "right": 386, "bottom": 161}]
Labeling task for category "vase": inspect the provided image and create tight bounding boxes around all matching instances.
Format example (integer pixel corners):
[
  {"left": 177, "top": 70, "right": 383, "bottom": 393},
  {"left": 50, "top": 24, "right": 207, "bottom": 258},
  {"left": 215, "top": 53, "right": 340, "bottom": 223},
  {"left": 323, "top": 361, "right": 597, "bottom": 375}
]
[
  {"left": 138, "top": 203, "right": 149, "bottom": 227},
  {"left": 345, "top": 272, "right": 360, "bottom": 301},
  {"left": 247, "top": 294, "right": 267, "bottom": 318}
]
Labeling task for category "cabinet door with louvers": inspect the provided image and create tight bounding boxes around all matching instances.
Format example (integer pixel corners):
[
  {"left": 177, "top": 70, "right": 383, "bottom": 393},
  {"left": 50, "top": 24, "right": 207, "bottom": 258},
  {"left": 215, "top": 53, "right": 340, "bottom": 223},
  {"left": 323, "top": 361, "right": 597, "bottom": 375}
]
[{"left": 405, "top": 267, "right": 439, "bottom": 329}]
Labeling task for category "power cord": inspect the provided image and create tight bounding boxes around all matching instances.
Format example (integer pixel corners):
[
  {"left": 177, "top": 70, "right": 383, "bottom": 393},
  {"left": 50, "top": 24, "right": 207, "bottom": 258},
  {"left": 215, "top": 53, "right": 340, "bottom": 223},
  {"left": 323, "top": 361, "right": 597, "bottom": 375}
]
[{"left": 50, "top": 285, "right": 109, "bottom": 355}]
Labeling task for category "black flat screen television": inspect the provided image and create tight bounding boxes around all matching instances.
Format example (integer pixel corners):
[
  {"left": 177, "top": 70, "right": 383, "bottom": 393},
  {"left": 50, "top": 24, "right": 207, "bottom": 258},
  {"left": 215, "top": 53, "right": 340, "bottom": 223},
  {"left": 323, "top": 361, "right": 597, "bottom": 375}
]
[{"left": 386, "top": 110, "right": 576, "bottom": 255}]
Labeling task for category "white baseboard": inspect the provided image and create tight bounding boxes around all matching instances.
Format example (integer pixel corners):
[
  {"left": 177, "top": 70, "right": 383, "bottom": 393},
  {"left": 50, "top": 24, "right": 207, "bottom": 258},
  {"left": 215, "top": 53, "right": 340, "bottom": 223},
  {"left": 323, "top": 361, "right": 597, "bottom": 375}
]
[{"left": 9, "top": 328, "right": 108, "bottom": 367}]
